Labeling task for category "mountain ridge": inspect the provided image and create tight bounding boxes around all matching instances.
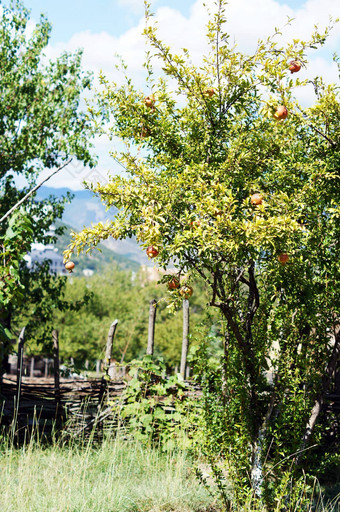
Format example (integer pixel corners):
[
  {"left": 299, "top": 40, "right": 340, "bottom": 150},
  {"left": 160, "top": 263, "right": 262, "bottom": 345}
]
[{"left": 37, "top": 186, "right": 150, "bottom": 266}]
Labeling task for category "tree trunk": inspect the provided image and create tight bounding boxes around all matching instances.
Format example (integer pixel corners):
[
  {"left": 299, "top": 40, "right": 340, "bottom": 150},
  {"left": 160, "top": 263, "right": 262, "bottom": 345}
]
[
  {"left": 221, "top": 303, "right": 260, "bottom": 438},
  {"left": 221, "top": 329, "right": 230, "bottom": 400}
]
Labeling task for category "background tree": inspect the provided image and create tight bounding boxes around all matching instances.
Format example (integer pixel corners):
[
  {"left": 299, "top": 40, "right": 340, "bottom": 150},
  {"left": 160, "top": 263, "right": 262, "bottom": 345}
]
[
  {"left": 0, "top": 1, "right": 95, "bottom": 376},
  {"left": 42, "top": 265, "right": 209, "bottom": 367},
  {"left": 66, "top": 1, "right": 339, "bottom": 508}
]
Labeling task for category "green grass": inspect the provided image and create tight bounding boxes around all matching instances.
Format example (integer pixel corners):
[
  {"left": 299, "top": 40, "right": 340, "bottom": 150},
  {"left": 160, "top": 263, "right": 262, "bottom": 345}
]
[
  {"left": 1, "top": 433, "right": 339, "bottom": 512},
  {"left": 0, "top": 437, "right": 218, "bottom": 512}
]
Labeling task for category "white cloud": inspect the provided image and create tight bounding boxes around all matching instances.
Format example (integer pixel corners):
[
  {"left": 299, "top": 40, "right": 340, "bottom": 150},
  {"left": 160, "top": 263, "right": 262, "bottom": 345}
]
[
  {"left": 45, "top": 0, "right": 340, "bottom": 86},
  {"left": 45, "top": 24, "right": 148, "bottom": 88}
]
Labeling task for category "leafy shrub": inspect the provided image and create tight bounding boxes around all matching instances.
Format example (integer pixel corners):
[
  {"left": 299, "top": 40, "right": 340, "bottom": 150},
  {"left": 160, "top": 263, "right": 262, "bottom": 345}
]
[{"left": 114, "top": 355, "right": 203, "bottom": 451}]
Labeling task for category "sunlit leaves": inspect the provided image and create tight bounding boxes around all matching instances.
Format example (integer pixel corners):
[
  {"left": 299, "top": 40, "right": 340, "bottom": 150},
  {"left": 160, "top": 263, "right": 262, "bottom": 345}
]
[{"left": 65, "top": 1, "right": 339, "bottom": 501}]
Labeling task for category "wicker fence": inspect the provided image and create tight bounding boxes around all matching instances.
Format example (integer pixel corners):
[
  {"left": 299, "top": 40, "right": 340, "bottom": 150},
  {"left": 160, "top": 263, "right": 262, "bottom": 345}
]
[{"left": 0, "top": 374, "right": 128, "bottom": 442}]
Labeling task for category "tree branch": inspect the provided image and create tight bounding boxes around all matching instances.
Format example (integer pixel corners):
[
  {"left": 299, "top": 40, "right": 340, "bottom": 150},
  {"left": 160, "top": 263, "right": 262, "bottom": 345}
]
[{"left": 0, "top": 159, "right": 72, "bottom": 224}]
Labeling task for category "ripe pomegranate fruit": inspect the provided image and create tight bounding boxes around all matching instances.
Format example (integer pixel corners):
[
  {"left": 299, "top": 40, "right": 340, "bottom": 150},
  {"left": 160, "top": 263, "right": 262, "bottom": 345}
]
[
  {"left": 250, "top": 193, "right": 263, "bottom": 206},
  {"left": 278, "top": 253, "right": 289, "bottom": 264},
  {"left": 180, "top": 285, "right": 193, "bottom": 298},
  {"left": 146, "top": 246, "right": 159, "bottom": 258},
  {"left": 205, "top": 87, "right": 215, "bottom": 97},
  {"left": 144, "top": 94, "right": 155, "bottom": 108},
  {"left": 65, "top": 261, "right": 75, "bottom": 273},
  {"left": 140, "top": 125, "right": 150, "bottom": 138},
  {"left": 274, "top": 106, "right": 288, "bottom": 120},
  {"left": 167, "top": 277, "right": 180, "bottom": 290},
  {"left": 288, "top": 60, "right": 301, "bottom": 73}
]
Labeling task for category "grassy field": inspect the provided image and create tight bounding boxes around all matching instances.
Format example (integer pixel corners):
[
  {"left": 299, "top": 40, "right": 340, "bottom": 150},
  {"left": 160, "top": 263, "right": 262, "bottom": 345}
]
[
  {"left": 0, "top": 437, "right": 218, "bottom": 512},
  {"left": 1, "top": 434, "right": 339, "bottom": 512}
]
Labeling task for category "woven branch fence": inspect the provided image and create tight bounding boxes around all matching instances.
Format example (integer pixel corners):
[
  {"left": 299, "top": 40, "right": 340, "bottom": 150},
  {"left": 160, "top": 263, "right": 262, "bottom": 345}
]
[{"left": 0, "top": 375, "right": 127, "bottom": 443}]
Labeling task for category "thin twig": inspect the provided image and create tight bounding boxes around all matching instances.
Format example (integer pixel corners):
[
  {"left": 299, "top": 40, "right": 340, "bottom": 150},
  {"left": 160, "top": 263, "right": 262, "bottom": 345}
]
[
  {"left": 263, "top": 444, "right": 318, "bottom": 478},
  {"left": 0, "top": 159, "right": 72, "bottom": 223}
]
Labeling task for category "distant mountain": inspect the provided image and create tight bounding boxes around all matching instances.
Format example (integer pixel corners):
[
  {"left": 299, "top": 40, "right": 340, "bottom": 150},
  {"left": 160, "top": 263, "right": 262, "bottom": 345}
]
[
  {"left": 55, "top": 221, "right": 140, "bottom": 273},
  {"left": 36, "top": 186, "right": 151, "bottom": 266},
  {"left": 36, "top": 186, "right": 115, "bottom": 229}
]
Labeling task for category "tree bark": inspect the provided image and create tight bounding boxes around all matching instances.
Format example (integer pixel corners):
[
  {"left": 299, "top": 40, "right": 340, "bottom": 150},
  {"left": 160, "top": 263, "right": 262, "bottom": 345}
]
[{"left": 221, "top": 303, "right": 259, "bottom": 433}]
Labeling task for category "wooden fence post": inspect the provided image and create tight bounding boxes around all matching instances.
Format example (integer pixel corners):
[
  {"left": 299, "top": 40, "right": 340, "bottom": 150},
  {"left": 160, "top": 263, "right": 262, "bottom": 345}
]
[
  {"left": 16, "top": 327, "right": 25, "bottom": 404},
  {"left": 180, "top": 299, "right": 190, "bottom": 378},
  {"left": 147, "top": 299, "right": 157, "bottom": 356},
  {"left": 52, "top": 330, "right": 60, "bottom": 409},
  {"left": 105, "top": 320, "right": 118, "bottom": 365},
  {"left": 30, "top": 356, "right": 34, "bottom": 378},
  {"left": 44, "top": 358, "right": 48, "bottom": 378},
  {"left": 96, "top": 359, "right": 101, "bottom": 376}
]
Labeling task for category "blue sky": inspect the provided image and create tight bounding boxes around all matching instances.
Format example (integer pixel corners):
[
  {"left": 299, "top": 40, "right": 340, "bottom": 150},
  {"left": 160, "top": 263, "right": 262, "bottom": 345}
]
[{"left": 24, "top": 0, "right": 196, "bottom": 41}]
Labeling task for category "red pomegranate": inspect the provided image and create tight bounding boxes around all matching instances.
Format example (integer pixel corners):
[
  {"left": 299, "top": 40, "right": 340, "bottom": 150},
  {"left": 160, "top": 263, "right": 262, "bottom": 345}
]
[
  {"left": 205, "top": 87, "right": 215, "bottom": 97},
  {"left": 65, "top": 261, "right": 75, "bottom": 273},
  {"left": 146, "top": 246, "right": 159, "bottom": 258},
  {"left": 251, "top": 193, "right": 263, "bottom": 206},
  {"left": 144, "top": 94, "right": 155, "bottom": 108},
  {"left": 274, "top": 105, "right": 288, "bottom": 120},
  {"left": 289, "top": 60, "right": 301, "bottom": 73},
  {"left": 167, "top": 277, "right": 180, "bottom": 290},
  {"left": 180, "top": 285, "right": 193, "bottom": 298},
  {"left": 278, "top": 253, "right": 289, "bottom": 265}
]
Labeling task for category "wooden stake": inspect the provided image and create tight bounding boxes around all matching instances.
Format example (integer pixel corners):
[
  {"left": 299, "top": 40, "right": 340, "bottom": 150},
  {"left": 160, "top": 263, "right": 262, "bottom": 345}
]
[
  {"left": 147, "top": 299, "right": 157, "bottom": 356},
  {"left": 44, "top": 358, "right": 48, "bottom": 378},
  {"left": 96, "top": 359, "right": 101, "bottom": 376},
  {"left": 180, "top": 299, "right": 190, "bottom": 378},
  {"left": 30, "top": 357, "right": 34, "bottom": 378},
  {"left": 105, "top": 319, "right": 118, "bottom": 365},
  {"left": 52, "top": 330, "right": 60, "bottom": 407},
  {"left": 16, "top": 327, "right": 25, "bottom": 403}
]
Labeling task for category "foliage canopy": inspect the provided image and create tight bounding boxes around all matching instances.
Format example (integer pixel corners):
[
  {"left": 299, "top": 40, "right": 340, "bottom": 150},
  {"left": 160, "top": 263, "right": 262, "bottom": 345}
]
[{"left": 66, "top": 0, "right": 339, "bottom": 507}]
